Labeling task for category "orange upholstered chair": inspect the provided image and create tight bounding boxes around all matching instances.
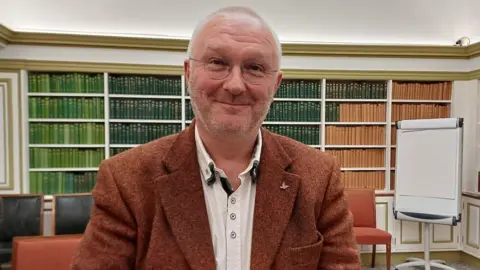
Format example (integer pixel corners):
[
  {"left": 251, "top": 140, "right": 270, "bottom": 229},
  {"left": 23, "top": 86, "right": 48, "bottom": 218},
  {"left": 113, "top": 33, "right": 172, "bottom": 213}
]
[
  {"left": 11, "top": 234, "right": 82, "bottom": 270},
  {"left": 345, "top": 188, "right": 391, "bottom": 269}
]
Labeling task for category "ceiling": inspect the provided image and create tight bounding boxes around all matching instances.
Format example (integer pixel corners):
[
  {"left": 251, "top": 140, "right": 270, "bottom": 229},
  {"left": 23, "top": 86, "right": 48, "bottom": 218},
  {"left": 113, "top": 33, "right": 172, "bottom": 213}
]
[{"left": 1, "top": 0, "right": 479, "bottom": 46}]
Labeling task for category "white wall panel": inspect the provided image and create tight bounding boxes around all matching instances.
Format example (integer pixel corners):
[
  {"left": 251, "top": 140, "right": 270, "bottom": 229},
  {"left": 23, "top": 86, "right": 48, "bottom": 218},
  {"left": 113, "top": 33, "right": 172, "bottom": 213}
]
[{"left": 0, "top": 72, "right": 21, "bottom": 194}]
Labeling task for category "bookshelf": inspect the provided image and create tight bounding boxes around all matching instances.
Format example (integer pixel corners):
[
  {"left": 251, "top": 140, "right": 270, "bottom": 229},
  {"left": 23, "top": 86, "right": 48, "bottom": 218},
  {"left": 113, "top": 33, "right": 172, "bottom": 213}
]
[
  {"left": 108, "top": 73, "right": 183, "bottom": 156},
  {"left": 27, "top": 72, "right": 106, "bottom": 194},
  {"left": 25, "top": 72, "right": 452, "bottom": 195},
  {"left": 324, "top": 80, "right": 388, "bottom": 190}
]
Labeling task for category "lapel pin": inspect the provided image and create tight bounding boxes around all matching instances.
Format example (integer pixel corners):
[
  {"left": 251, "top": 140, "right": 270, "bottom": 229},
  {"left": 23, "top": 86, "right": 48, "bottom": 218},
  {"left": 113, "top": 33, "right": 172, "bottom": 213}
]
[{"left": 280, "top": 182, "right": 289, "bottom": 190}]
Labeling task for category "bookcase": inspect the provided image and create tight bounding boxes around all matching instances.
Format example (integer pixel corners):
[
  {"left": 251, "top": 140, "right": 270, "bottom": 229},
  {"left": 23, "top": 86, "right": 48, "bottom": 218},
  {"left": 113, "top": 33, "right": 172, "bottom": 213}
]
[
  {"left": 25, "top": 71, "right": 452, "bottom": 195},
  {"left": 108, "top": 73, "right": 184, "bottom": 156},
  {"left": 28, "top": 72, "right": 105, "bottom": 194}
]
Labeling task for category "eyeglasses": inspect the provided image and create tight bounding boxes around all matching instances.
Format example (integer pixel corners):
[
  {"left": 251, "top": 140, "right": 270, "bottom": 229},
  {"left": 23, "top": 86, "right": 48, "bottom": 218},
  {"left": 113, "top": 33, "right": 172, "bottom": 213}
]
[{"left": 189, "top": 57, "right": 278, "bottom": 85}]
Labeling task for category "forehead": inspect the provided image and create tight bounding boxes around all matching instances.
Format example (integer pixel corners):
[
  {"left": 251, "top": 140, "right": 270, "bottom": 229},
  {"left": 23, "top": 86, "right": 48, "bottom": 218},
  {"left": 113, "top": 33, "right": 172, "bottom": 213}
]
[{"left": 194, "top": 15, "right": 278, "bottom": 64}]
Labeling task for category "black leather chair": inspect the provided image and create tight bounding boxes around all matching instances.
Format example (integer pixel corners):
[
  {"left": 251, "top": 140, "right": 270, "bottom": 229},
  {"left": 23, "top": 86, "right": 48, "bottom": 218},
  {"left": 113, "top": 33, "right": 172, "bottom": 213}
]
[
  {"left": 0, "top": 194, "right": 44, "bottom": 264},
  {"left": 52, "top": 193, "right": 93, "bottom": 235}
]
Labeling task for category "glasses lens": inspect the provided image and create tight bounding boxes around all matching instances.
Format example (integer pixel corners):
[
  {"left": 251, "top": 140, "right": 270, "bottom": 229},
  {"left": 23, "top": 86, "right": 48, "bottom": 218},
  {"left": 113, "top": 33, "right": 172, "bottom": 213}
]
[
  {"left": 205, "top": 62, "right": 229, "bottom": 80},
  {"left": 203, "top": 62, "right": 270, "bottom": 85}
]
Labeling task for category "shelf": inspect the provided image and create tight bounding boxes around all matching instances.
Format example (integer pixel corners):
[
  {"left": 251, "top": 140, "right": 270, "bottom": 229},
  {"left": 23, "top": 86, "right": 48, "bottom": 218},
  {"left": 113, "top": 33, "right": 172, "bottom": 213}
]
[
  {"left": 273, "top": 98, "right": 322, "bottom": 102},
  {"left": 263, "top": 121, "right": 321, "bottom": 125},
  {"left": 109, "top": 119, "right": 182, "bottom": 124},
  {"left": 325, "top": 145, "right": 387, "bottom": 148},
  {"left": 186, "top": 120, "right": 325, "bottom": 125},
  {"left": 28, "top": 93, "right": 104, "bottom": 97},
  {"left": 341, "top": 167, "right": 386, "bottom": 171},
  {"left": 184, "top": 96, "right": 322, "bottom": 102},
  {"left": 114, "top": 143, "right": 324, "bottom": 149},
  {"left": 29, "top": 168, "right": 99, "bottom": 172},
  {"left": 325, "top": 122, "right": 387, "bottom": 125},
  {"left": 29, "top": 144, "right": 105, "bottom": 148},
  {"left": 29, "top": 119, "right": 105, "bottom": 123},
  {"left": 109, "top": 94, "right": 181, "bottom": 99},
  {"left": 326, "top": 99, "right": 387, "bottom": 102},
  {"left": 110, "top": 144, "right": 139, "bottom": 148},
  {"left": 392, "top": 99, "right": 451, "bottom": 103}
]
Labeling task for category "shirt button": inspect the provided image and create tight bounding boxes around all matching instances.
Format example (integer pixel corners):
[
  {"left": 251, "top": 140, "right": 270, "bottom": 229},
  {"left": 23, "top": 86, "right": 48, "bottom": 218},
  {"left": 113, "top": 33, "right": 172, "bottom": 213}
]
[
  {"left": 230, "top": 197, "right": 236, "bottom": 204},
  {"left": 230, "top": 213, "right": 236, "bottom": 220},
  {"left": 230, "top": 231, "right": 237, "bottom": 238}
]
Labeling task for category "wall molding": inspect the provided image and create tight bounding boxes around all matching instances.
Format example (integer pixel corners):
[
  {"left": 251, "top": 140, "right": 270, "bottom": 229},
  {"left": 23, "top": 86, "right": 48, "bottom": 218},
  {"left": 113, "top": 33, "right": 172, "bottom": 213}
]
[
  {"left": 0, "top": 59, "right": 478, "bottom": 81},
  {"left": 1, "top": 24, "right": 479, "bottom": 59},
  {"left": 469, "top": 69, "right": 480, "bottom": 80},
  {"left": 0, "top": 78, "right": 15, "bottom": 191}
]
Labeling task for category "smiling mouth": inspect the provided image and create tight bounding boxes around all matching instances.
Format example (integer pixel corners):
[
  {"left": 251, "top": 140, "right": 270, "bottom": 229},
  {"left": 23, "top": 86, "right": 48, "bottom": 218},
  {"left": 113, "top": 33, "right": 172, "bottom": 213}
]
[{"left": 216, "top": 101, "right": 251, "bottom": 107}]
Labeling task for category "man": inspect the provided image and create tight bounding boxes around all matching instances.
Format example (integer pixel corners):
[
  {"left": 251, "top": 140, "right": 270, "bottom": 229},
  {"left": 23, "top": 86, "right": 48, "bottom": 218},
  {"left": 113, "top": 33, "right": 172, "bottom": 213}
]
[{"left": 70, "top": 6, "right": 361, "bottom": 270}]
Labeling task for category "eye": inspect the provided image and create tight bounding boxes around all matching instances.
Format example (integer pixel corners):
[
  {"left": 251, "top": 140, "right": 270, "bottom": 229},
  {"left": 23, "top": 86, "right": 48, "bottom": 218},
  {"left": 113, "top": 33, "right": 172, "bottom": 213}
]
[
  {"left": 208, "top": 58, "right": 226, "bottom": 66},
  {"left": 206, "top": 58, "right": 227, "bottom": 71},
  {"left": 244, "top": 62, "right": 265, "bottom": 76}
]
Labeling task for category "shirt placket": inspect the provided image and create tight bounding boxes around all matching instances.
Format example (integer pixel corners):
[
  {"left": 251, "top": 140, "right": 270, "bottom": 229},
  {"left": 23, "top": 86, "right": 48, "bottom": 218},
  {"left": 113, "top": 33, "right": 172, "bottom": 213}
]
[{"left": 226, "top": 186, "right": 241, "bottom": 270}]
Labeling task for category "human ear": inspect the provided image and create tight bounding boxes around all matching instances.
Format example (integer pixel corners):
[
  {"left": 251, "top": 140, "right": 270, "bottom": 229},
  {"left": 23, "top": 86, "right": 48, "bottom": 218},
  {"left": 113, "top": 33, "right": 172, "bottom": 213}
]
[
  {"left": 184, "top": 59, "right": 191, "bottom": 94},
  {"left": 184, "top": 59, "right": 190, "bottom": 83},
  {"left": 273, "top": 71, "right": 283, "bottom": 96}
]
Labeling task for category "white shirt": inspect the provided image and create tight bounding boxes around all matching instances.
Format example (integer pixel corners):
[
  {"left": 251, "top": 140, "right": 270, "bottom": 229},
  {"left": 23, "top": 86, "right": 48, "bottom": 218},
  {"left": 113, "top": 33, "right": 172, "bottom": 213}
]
[{"left": 195, "top": 126, "right": 262, "bottom": 270}]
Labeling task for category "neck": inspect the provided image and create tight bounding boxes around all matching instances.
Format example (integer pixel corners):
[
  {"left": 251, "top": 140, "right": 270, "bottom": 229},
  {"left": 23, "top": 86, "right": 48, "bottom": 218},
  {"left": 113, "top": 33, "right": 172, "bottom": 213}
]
[{"left": 196, "top": 122, "right": 258, "bottom": 164}]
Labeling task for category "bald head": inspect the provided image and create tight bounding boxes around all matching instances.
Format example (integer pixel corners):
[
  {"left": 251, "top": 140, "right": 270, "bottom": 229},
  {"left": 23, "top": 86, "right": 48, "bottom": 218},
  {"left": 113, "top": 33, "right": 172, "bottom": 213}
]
[{"left": 187, "top": 6, "right": 282, "bottom": 66}]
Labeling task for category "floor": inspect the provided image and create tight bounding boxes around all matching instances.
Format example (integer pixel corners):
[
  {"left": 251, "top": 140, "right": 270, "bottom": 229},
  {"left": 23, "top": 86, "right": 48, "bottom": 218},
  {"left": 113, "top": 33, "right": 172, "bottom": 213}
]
[{"left": 362, "top": 261, "right": 476, "bottom": 270}]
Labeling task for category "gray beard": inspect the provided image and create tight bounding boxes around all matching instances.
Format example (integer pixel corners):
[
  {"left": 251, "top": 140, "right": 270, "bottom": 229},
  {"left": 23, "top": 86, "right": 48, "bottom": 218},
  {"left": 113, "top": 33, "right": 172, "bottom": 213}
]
[{"left": 189, "top": 94, "right": 271, "bottom": 139}]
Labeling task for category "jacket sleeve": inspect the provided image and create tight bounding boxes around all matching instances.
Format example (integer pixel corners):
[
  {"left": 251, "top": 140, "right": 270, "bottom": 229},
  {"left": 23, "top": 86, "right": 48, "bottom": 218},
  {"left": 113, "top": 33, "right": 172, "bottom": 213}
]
[
  {"left": 70, "top": 160, "right": 137, "bottom": 270},
  {"left": 316, "top": 160, "right": 362, "bottom": 270}
]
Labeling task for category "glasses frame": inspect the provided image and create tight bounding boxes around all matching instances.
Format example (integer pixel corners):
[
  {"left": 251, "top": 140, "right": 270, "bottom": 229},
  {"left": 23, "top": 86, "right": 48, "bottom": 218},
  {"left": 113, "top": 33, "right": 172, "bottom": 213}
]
[{"left": 188, "top": 57, "right": 279, "bottom": 85}]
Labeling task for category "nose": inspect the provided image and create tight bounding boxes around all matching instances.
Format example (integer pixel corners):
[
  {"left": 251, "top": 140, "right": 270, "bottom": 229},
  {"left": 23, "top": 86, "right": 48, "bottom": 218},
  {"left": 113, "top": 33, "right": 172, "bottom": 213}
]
[{"left": 223, "top": 65, "right": 247, "bottom": 96}]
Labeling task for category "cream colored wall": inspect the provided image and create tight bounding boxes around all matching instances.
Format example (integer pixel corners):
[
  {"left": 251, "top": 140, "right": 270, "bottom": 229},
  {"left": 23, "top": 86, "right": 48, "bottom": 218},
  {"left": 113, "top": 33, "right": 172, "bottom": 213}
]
[
  {"left": 452, "top": 80, "right": 479, "bottom": 192},
  {"left": 1, "top": 44, "right": 480, "bottom": 259},
  {"left": 3, "top": 0, "right": 476, "bottom": 46}
]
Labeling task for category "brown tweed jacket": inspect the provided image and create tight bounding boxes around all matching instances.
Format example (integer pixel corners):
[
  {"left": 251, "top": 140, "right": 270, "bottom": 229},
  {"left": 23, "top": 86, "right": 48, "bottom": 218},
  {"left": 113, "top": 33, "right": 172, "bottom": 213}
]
[{"left": 70, "top": 120, "right": 361, "bottom": 270}]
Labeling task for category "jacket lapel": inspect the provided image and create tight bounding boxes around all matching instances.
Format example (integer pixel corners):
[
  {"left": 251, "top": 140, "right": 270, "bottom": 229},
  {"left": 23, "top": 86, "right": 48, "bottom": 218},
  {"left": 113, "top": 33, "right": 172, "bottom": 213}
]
[
  {"left": 250, "top": 129, "right": 301, "bottom": 270},
  {"left": 152, "top": 122, "right": 300, "bottom": 270},
  {"left": 154, "top": 120, "right": 216, "bottom": 269}
]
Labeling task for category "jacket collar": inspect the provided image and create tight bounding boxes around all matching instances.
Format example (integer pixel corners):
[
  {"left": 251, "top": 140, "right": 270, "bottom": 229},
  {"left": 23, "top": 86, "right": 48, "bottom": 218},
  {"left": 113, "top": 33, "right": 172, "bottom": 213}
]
[
  {"left": 155, "top": 119, "right": 300, "bottom": 270},
  {"left": 161, "top": 119, "right": 292, "bottom": 174},
  {"left": 194, "top": 124, "right": 262, "bottom": 184}
]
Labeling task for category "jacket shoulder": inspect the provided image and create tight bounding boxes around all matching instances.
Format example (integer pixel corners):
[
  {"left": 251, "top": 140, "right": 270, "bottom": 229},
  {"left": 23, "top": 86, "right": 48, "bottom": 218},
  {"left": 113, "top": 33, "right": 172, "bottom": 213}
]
[
  {"left": 93, "top": 133, "right": 180, "bottom": 208},
  {"left": 105, "top": 133, "right": 179, "bottom": 169}
]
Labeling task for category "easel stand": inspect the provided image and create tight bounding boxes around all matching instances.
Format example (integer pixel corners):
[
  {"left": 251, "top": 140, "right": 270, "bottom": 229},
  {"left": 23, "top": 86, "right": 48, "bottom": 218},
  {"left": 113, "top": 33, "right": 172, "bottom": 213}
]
[{"left": 395, "top": 223, "right": 456, "bottom": 270}]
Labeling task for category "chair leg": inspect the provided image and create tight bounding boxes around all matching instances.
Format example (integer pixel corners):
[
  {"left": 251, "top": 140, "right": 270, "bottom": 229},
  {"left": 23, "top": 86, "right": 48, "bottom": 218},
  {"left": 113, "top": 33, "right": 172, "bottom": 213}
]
[
  {"left": 386, "top": 243, "right": 391, "bottom": 270},
  {"left": 371, "top": 245, "right": 376, "bottom": 268}
]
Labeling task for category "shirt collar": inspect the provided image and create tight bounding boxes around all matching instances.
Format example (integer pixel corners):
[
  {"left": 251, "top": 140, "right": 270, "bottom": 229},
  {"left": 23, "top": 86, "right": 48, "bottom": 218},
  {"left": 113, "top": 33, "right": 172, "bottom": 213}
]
[{"left": 195, "top": 125, "right": 262, "bottom": 182}]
